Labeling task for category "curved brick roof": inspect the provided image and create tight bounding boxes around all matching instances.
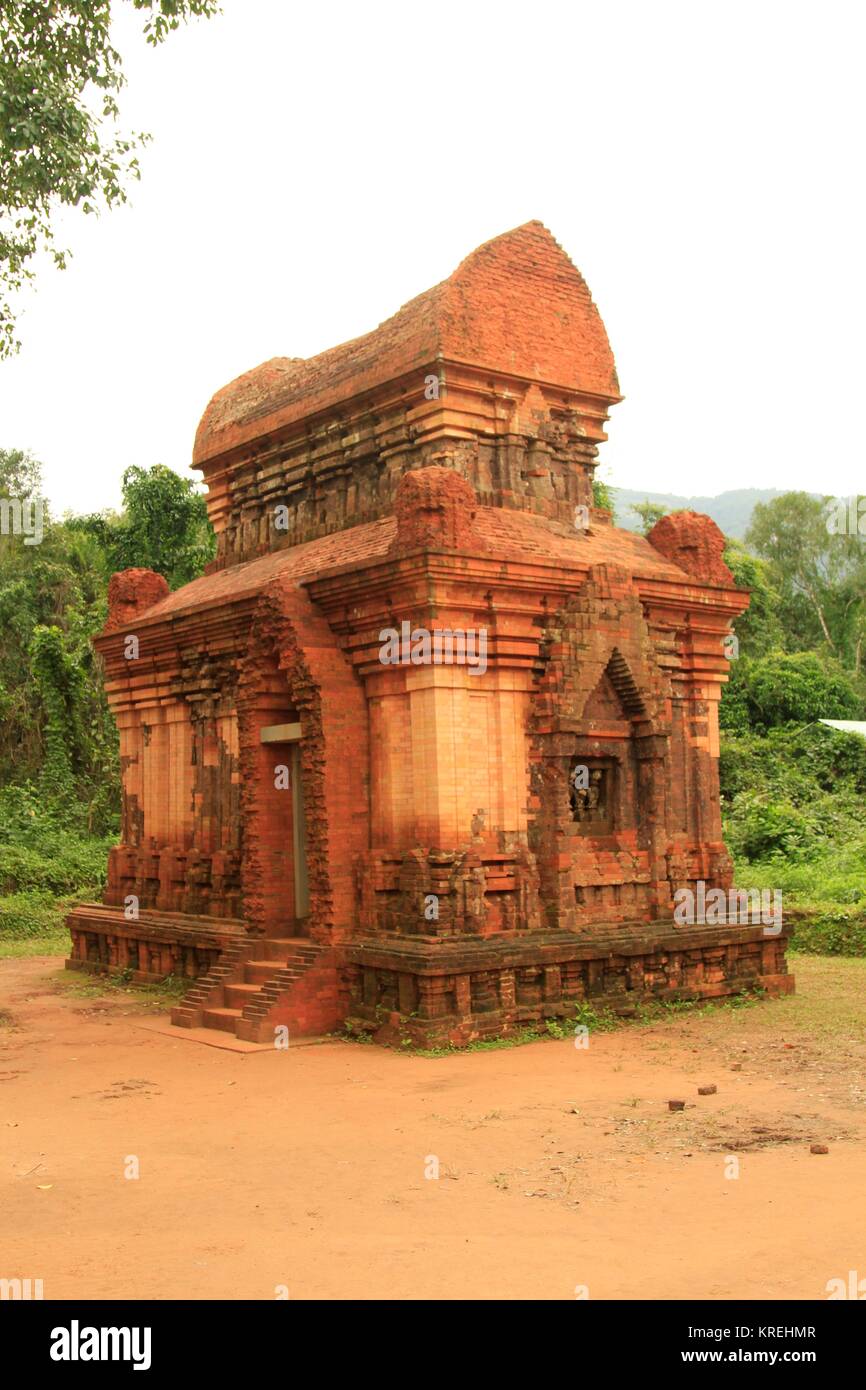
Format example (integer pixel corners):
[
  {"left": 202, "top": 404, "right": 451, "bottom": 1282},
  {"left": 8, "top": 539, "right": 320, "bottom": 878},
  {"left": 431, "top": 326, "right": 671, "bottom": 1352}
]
[{"left": 193, "top": 222, "right": 620, "bottom": 467}]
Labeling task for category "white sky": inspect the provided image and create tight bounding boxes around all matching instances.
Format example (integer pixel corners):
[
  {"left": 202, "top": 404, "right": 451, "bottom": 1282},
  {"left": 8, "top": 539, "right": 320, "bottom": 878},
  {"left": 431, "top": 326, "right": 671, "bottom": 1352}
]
[{"left": 1, "top": 0, "right": 863, "bottom": 516}]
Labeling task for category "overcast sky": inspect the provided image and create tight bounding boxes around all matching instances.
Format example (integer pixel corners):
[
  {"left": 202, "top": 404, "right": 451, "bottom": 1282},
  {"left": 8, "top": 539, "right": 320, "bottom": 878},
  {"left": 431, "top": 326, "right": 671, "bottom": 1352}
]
[{"left": 1, "top": 0, "right": 863, "bottom": 517}]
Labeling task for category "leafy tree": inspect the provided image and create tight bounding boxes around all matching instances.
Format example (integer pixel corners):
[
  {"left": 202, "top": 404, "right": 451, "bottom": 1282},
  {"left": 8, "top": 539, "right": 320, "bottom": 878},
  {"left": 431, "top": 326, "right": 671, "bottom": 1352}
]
[
  {"left": 718, "top": 656, "right": 753, "bottom": 736},
  {"left": 723, "top": 539, "right": 784, "bottom": 656},
  {"left": 0, "top": 467, "right": 114, "bottom": 818},
  {"left": 592, "top": 476, "right": 615, "bottom": 513},
  {"left": 0, "top": 445, "right": 43, "bottom": 497},
  {"left": 746, "top": 491, "right": 866, "bottom": 666},
  {"left": 0, "top": 0, "right": 219, "bottom": 355},
  {"left": 720, "top": 723, "right": 866, "bottom": 801},
  {"left": 0, "top": 446, "right": 48, "bottom": 561},
  {"left": 748, "top": 651, "right": 864, "bottom": 727},
  {"left": 118, "top": 463, "right": 214, "bottom": 584},
  {"left": 630, "top": 499, "right": 667, "bottom": 535},
  {"left": 30, "top": 622, "right": 86, "bottom": 797},
  {"left": 825, "top": 536, "right": 866, "bottom": 675},
  {"left": 719, "top": 722, "right": 866, "bottom": 925},
  {"left": 73, "top": 462, "right": 215, "bottom": 587},
  {"left": 721, "top": 649, "right": 864, "bottom": 734},
  {"left": 0, "top": 452, "right": 214, "bottom": 830}
]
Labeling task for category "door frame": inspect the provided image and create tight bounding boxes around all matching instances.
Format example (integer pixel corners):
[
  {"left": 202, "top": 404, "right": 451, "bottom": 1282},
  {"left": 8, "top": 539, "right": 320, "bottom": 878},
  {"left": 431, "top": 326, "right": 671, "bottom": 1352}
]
[{"left": 260, "top": 722, "right": 309, "bottom": 923}]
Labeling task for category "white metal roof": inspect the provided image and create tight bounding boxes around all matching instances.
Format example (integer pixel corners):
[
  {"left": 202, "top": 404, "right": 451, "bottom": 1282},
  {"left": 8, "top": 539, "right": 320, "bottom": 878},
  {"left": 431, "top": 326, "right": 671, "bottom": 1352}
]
[{"left": 819, "top": 719, "right": 866, "bottom": 739}]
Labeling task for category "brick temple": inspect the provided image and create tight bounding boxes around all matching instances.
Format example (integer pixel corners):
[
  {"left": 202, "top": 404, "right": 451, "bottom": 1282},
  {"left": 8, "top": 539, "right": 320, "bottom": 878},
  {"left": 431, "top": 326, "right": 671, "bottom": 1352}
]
[{"left": 67, "top": 221, "right": 793, "bottom": 1044}]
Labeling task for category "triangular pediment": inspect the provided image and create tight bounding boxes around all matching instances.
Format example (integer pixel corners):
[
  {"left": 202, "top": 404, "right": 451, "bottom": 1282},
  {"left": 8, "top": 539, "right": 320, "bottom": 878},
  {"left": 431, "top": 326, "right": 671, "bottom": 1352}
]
[
  {"left": 582, "top": 649, "right": 647, "bottom": 723},
  {"left": 583, "top": 671, "right": 626, "bottom": 722}
]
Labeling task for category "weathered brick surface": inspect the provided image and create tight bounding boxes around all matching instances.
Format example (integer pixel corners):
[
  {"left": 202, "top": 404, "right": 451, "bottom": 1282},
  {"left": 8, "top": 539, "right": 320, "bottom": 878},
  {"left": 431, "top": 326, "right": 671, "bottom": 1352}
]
[
  {"left": 342, "top": 925, "right": 794, "bottom": 1047},
  {"left": 236, "top": 580, "right": 368, "bottom": 943},
  {"left": 647, "top": 510, "right": 735, "bottom": 588},
  {"left": 104, "top": 569, "right": 169, "bottom": 632},
  {"left": 66, "top": 222, "right": 793, "bottom": 1044},
  {"left": 194, "top": 221, "right": 618, "bottom": 471}
]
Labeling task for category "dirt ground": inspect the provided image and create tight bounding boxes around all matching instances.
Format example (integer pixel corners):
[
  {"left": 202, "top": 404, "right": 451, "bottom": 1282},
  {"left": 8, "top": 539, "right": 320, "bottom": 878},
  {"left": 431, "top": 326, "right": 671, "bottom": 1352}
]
[{"left": 2, "top": 952, "right": 865, "bottom": 1301}]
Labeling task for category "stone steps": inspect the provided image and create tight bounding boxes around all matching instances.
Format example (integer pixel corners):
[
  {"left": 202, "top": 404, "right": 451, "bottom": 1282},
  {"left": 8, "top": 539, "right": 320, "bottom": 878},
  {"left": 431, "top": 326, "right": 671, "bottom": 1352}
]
[
  {"left": 172, "top": 935, "right": 326, "bottom": 1041},
  {"left": 201, "top": 1006, "right": 243, "bottom": 1032},
  {"left": 223, "top": 981, "right": 262, "bottom": 1009},
  {"left": 171, "top": 939, "right": 252, "bottom": 1029},
  {"left": 259, "top": 938, "right": 321, "bottom": 962}
]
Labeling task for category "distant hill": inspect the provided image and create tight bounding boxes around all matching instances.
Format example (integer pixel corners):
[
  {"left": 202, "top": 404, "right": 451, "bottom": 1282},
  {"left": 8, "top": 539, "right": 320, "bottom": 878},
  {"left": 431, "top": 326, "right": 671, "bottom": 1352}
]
[{"left": 610, "top": 487, "right": 819, "bottom": 540}]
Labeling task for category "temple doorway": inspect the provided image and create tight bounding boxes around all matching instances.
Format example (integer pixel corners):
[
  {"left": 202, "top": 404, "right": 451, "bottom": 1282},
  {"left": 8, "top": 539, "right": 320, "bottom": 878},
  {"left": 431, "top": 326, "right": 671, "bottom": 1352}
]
[{"left": 260, "top": 721, "right": 310, "bottom": 928}]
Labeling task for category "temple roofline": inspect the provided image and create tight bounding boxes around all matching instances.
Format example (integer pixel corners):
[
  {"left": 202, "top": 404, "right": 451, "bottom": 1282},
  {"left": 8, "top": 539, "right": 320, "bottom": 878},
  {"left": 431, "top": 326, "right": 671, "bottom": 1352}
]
[{"left": 193, "top": 221, "right": 620, "bottom": 470}]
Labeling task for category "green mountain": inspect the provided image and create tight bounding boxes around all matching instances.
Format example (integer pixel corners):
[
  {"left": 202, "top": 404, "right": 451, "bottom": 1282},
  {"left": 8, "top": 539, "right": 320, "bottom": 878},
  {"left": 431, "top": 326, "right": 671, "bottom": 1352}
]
[{"left": 610, "top": 487, "right": 821, "bottom": 539}]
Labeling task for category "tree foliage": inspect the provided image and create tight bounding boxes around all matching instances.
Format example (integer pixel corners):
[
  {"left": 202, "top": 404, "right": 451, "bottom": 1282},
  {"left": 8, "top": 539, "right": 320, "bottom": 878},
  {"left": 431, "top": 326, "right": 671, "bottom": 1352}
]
[
  {"left": 720, "top": 650, "right": 864, "bottom": 736},
  {"left": 723, "top": 539, "right": 784, "bottom": 656},
  {"left": 746, "top": 491, "right": 866, "bottom": 670},
  {"left": 72, "top": 462, "right": 215, "bottom": 587},
  {"left": 629, "top": 499, "right": 667, "bottom": 535},
  {"left": 591, "top": 476, "right": 615, "bottom": 513},
  {"left": 0, "top": 452, "right": 214, "bottom": 830},
  {"left": 0, "top": 0, "right": 219, "bottom": 355},
  {"left": 0, "top": 445, "right": 42, "bottom": 496}
]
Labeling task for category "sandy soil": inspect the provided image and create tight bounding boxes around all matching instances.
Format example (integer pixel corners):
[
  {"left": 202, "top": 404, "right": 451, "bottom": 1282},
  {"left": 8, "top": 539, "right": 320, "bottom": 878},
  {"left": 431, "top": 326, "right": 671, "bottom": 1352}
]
[{"left": 2, "top": 954, "right": 865, "bottom": 1301}]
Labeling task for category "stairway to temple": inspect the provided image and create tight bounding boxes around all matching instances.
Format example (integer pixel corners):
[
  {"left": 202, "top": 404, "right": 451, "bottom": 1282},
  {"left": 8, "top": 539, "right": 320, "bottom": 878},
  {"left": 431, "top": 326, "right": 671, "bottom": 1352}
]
[{"left": 171, "top": 936, "right": 337, "bottom": 1043}]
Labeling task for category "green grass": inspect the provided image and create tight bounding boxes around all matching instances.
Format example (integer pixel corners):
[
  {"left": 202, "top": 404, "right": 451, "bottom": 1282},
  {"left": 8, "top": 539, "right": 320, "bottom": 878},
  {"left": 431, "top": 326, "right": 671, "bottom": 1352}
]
[
  {"left": 0, "top": 885, "right": 95, "bottom": 959},
  {"left": 54, "top": 968, "right": 190, "bottom": 1010},
  {"left": 0, "top": 928, "right": 69, "bottom": 959},
  {"left": 731, "top": 849, "right": 866, "bottom": 956},
  {"left": 677, "top": 952, "right": 866, "bottom": 1045},
  {"left": 347, "top": 959, "right": 866, "bottom": 1057},
  {"left": 790, "top": 910, "right": 866, "bottom": 957},
  {"left": 782, "top": 952, "right": 866, "bottom": 1038},
  {"left": 407, "top": 1026, "right": 549, "bottom": 1058}
]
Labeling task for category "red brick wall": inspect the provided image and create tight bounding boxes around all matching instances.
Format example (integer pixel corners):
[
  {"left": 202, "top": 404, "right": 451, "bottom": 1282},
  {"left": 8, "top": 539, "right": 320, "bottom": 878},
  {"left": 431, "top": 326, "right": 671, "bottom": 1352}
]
[{"left": 237, "top": 579, "right": 369, "bottom": 943}]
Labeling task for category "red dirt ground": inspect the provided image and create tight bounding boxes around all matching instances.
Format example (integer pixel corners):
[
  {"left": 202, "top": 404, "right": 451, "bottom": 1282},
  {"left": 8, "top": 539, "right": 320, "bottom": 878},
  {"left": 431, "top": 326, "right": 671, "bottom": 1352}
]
[{"left": 2, "top": 954, "right": 865, "bottom": 1301}]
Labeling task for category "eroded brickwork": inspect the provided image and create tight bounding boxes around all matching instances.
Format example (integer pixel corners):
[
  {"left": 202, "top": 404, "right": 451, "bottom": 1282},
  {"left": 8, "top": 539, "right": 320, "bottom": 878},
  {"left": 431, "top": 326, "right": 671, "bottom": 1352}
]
[
  {"left": 235, "top": 578, "right": 369, "bottom": 943},
  {"left": 67, "top": 222, "right": 793, "bottom": 1040}
]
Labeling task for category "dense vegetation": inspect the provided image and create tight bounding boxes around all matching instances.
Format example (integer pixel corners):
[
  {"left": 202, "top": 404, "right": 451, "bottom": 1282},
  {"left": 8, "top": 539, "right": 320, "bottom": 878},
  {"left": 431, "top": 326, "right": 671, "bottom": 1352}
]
[
  {"left": 0, "top": 449, "right": 213, "bottom": 949},
  {"left": 718, "top": 497, "right": 866, "bottom": 955},
  {"left": 1, "top": 465, "right": 863, "bottom": 957},
  {"left": 618, "top": 490, "right": 866, "bottom": 954}
]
